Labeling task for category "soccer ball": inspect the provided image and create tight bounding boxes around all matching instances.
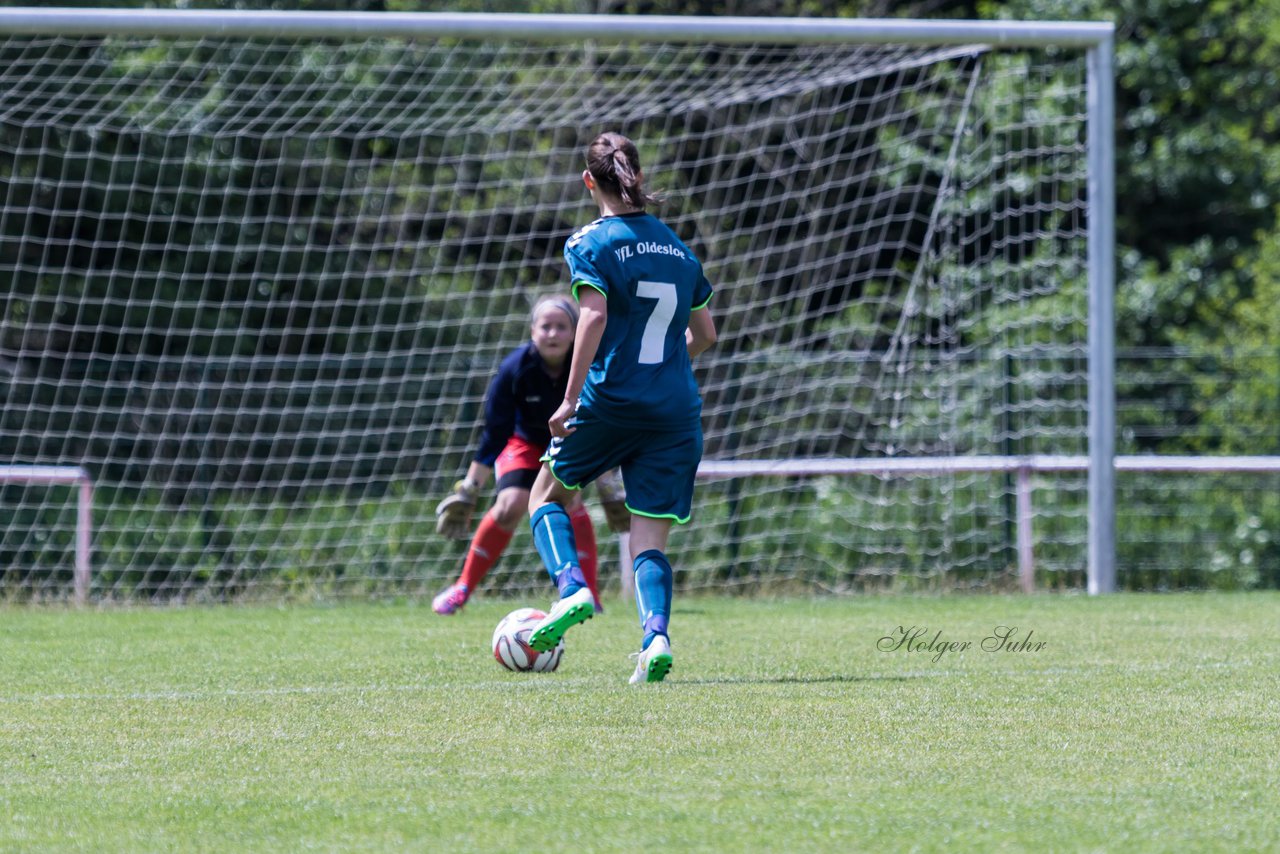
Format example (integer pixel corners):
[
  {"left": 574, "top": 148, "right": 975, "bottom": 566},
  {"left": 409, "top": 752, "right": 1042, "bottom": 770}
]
[{"left": 492, "top": 608, "right": 564, "bottom": 672}]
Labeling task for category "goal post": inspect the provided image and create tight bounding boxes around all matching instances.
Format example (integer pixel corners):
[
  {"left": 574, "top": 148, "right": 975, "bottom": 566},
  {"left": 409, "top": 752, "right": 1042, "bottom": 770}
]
[
  {"left": 1085, "top": 35, "right": 1117, "bottom": 594},
  {"left": 0, "top": 9, "right": 1115, "bottom": 600}
]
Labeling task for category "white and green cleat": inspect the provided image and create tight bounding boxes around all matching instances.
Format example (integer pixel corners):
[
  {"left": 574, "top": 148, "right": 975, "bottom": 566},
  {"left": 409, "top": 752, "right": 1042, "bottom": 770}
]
[
  {"left": 528, "top": 587, "right": 595, "bottom": 652},
  {"left": 629, "top": 634, "right": 673, "bottom": 684}
]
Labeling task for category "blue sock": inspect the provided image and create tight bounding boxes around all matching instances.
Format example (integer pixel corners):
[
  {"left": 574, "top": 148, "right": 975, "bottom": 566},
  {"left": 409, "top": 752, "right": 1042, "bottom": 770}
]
[
  {"left": 530, "top": 503, "right": 585, "bottom": 596},
  {"left": 634, "top": 549, "right": 673, "bottom": 649}
]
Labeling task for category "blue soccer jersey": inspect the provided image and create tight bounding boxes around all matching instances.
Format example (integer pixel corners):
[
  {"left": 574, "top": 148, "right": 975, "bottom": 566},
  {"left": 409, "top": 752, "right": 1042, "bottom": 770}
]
[{"left": 564, "top": 212, "right": 713, "bottom": 431}]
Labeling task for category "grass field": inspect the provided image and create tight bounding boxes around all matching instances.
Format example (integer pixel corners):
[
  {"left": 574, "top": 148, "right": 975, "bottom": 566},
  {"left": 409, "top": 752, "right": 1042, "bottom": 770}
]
[{"left": 3, "top": 592, "right": 1278, "bottom": 852}]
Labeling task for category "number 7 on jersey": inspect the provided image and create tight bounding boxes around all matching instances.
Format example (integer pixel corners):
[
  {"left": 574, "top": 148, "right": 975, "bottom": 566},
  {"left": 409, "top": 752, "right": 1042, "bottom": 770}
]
[{"left": 636, "top": 280, "right": 677, "bottom": 364}]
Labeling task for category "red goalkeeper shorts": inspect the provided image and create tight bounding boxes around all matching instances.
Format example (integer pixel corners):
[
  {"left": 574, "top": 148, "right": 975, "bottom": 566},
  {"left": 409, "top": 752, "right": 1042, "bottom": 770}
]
[{"left": 494, "top": 435, "right": 546, "bottom": 490}]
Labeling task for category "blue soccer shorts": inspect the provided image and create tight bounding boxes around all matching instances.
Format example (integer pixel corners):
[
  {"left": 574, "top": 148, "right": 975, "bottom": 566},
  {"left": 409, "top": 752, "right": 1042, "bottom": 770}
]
[{"left": 542, "top": 408, "right": 703, "bottom": 524}]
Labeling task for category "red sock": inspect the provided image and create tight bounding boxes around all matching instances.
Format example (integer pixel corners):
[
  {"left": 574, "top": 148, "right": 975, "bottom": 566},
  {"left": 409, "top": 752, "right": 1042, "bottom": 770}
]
[
  {"left": 458, "top": 513, "right": 515, "bottom": 590},
  {"left": 569, "top": 503, "right": 599, "bottom": 602}
]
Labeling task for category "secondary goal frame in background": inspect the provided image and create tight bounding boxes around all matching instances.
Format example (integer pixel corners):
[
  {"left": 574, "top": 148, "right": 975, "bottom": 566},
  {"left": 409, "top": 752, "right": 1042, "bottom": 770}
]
[{"left": 0, "top": 465, "right": 94, "bottom": 603}]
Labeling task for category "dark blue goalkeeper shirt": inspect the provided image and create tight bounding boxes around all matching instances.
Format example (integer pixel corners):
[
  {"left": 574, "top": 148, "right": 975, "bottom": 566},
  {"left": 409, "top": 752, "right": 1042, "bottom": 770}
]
[{"left": 473, "top": 341, "right": 569, "bottom": 466}]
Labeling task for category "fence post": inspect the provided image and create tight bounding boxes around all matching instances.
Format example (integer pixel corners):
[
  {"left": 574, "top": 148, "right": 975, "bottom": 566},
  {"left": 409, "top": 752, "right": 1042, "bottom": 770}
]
[
  {"left": 76, "top": 474, "right": 94, "bottom": 605},
  {"left": 1017, "top": 464, "right": 1035, "bottom": 592}
]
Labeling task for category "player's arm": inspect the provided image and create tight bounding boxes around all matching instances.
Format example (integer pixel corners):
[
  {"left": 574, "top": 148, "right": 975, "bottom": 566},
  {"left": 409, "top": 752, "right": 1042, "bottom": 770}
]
[
  {"left": 549, "top": 285, "right": 606, "bottom": 438},
  {"left": 686, "top": 305, "right": 717, "bottom": 358},
  {"left": 476, "top": 365, "right": 517, "bottom": 461},
  {"left": 436, "top": 366, "right": 510, "bottom": 539},
  {"left": 462, "top": 461, "right": 493, "bottom": 491}
]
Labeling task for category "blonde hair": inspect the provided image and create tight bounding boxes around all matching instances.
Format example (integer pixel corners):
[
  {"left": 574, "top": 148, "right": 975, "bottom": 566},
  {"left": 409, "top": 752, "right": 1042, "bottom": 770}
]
[{"left": 531, "top": 294, "right": 578, "bottom": 328}]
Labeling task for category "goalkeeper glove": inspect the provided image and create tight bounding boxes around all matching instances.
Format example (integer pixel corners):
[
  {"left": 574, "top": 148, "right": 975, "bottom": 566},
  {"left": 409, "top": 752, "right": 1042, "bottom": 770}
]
[
  {"left": 435, "top": 478, "right": 481, "bottom": 540},
  {"left": 595, "top": 469, "right": 631, "bottom": 533}
]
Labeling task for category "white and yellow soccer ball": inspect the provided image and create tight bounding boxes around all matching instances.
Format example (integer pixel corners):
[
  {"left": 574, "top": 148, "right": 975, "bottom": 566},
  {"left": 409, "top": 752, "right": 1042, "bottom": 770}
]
[{"left": 492, "top": 607, "right": 565, "bottom": 672}]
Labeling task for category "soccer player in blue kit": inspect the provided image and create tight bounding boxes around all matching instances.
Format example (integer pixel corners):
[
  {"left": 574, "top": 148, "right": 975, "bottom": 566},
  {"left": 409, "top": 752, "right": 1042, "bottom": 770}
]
[{"left": 525, "top": 131, "right": 718, "bottom": 684}]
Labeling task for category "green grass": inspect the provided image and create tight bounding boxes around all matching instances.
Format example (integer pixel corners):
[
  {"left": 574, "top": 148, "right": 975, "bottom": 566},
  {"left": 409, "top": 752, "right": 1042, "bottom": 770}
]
[{"left": 2, "top": 593, "right": 1278, "bottom": 852}]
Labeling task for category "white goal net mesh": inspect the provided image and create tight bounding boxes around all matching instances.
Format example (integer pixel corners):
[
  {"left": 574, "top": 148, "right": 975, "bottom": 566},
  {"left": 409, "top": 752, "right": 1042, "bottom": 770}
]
[{"left": 0, "top": 23, "right": 1091, "bottom": 600}]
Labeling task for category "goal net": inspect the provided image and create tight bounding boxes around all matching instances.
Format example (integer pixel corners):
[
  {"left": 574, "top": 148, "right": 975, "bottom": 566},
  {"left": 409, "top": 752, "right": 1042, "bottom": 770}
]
[{"left": 0, "top": 12, "right": 1102, "bottom": 600}]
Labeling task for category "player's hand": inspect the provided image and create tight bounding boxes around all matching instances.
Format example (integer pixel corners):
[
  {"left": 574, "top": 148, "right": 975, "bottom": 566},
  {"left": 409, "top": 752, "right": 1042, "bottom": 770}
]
[
  {"left": 435, "top": 478, "right": 480, "bottom": 539},
  {"left": 595, "top": 468, "right": 631, "bottom": 533},
  {"left": 548, "top": 399, "right": 578, "bottom": 439}
]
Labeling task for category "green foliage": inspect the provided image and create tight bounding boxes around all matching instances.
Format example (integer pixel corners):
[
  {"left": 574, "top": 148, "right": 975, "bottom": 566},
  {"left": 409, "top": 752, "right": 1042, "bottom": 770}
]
[
  {"left": 971, "top": 1, "right": 1280, "bottom": 593},
  {"left": 4, "top": 2, "right": 1280, "bottom": 594},
  {"left": 1118, "top": 474, "right": 1279, "bottom": 590},
  {"left": 1167, "top": 218, "right": 1280, "bottom": 457},
  {"left": 980, "top": 0, "right": 1280, "bottom": 348}
]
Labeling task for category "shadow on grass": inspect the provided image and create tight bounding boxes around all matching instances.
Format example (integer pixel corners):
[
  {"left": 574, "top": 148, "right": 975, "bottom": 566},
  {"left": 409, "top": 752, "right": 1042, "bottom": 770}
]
[{"left": 680, "top": 673, "right": 926, "bottom": 686}]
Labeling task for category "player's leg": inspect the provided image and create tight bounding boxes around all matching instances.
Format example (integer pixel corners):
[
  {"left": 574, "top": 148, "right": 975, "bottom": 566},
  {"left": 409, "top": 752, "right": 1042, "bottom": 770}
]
[
  {"left": 622, "top": 427, "right": 702, "bottom": 684},
  {"left": 628, "top": 515, "right": 675, "bottom": 684},
  {"left": 460, "top": 484, "right": 526, "bottom": 578},
  {"left": 526, "top": 465, "right": 595, "bottom": 651},
  {"left": 525, "top": 411, "right": 632, "bottom": 651},
  {"left": 433, "top": 438, "right": 541, "bottom": 615},
  {"left": 565, "top": 493, "right": 601, "bottom": 610},
  {"left": 432, "top": 488, "right": 525, "bottom": 615}
]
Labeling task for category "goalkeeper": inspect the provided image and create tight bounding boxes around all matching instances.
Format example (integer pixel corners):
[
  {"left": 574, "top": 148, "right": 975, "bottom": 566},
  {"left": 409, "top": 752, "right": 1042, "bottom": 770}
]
[{"left": 432, "top": 295, "right": 629, "bottom": 615}]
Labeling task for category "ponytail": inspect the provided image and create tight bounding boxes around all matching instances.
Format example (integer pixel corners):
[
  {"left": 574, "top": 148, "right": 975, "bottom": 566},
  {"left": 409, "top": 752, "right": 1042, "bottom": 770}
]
[{"left": 586, "top": 132, "right": 660, "bottom": 210}]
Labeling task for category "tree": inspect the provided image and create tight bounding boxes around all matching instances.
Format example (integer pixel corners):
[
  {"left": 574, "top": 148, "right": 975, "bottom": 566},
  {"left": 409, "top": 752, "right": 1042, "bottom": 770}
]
[{"left": 976, "top": 0, "right": 1280, "bottom": 351}]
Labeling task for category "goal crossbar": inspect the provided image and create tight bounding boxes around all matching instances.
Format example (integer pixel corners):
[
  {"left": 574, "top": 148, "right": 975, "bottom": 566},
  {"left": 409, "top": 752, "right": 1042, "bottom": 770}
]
[{"left": 0, "top": 8, "right": 1114, "bottom": 47}]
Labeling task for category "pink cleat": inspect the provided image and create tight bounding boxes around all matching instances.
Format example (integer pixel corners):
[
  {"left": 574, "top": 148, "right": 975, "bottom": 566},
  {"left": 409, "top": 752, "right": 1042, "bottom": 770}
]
[{"left": 431, "top": 583, "right": 470, "bottom": 615}]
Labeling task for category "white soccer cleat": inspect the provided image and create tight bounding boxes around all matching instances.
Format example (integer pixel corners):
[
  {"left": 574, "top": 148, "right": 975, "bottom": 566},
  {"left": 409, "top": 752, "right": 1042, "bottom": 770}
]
[
  {"left": 528, "top": 586, "right": 595, "bottom": 652},
  {"left": 629, "top": 634, "right": 673, "bottom": 684}
]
